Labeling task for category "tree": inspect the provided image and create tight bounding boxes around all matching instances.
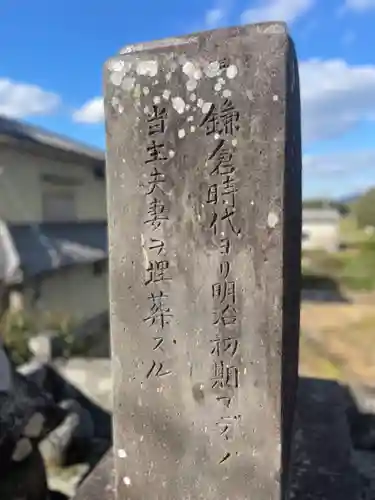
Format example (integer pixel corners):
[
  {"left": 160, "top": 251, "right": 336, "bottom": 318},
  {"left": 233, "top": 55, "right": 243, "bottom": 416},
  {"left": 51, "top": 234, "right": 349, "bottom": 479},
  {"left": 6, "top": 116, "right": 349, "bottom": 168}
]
[
  {"left": 303, "top": 198, "right": 350, "bottom": 215},
  {"left": 352, "top": 188, "right": 375, "bottom": 228}
]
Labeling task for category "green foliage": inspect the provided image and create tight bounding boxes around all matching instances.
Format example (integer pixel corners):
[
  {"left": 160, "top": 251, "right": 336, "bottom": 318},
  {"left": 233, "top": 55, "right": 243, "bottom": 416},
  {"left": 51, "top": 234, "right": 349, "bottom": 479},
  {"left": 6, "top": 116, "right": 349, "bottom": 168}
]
[
  {"left": 0, "top": 309, "right": 76, "bottom": 366},
  {"left": 352, "top": 188, "right": 375, "bottom": 228},
  {"left": 303, "top": 237, "right": 375, "bottom": 292},
  {"left": 0, "top": 310, "right": 36, "bottom": 365},
  {"left": 339, "top": 238, "right": 375, "bottom": 290}
]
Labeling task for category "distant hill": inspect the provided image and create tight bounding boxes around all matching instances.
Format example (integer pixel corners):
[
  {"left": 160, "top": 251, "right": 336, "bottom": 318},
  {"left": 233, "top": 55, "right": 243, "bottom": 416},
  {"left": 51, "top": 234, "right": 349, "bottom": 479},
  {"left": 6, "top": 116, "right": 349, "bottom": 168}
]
[
  {"left": 337, "top": 193, "right": 363, "bottom": 205},
  {"left": 302, "top": 199, "right": 349, "bottom": 215}
]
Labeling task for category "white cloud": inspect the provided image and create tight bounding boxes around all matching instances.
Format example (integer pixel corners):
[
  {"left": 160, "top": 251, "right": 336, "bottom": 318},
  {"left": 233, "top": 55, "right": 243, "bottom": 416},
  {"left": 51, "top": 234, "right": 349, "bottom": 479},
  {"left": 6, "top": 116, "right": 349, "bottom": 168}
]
[
  {"left": 303, "top": 149, "right": 375, "bottom": 197},
  {"left": 345, "top": 0, "right": 375, "bottom": 11},
  {"left": 0, "top": 78, "right": 60, "bottom": 118},
  {"left": 304, "top": 150, "right": 375, "bottom": 175},
  {"left": 241, "top": 0, "right": 314, "bottom": 24},
  {"left": 204, "top": 0, "right": 231, "bottom": 29},
  {"left": 72, "top": 97, "right": 104, "bottom": 124},
  {"left": 205, "top": 8, "right": 226, "bottom": 28},
  {"left": 300, "top": 59, "right": 375, "bottom": 143}
]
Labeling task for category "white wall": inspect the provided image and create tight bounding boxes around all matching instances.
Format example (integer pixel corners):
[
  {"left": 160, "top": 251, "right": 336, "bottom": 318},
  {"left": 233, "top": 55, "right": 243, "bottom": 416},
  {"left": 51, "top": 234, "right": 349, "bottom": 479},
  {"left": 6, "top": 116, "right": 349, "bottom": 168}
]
[
  {"left": 0, "top": 147, "right": 106, "bottom": 223},
  {"left": 302, "top": 222, "right": 339, "bottom": 252},
  {"left": 25, "top": 263, "right": 108, "bottom": 322}
]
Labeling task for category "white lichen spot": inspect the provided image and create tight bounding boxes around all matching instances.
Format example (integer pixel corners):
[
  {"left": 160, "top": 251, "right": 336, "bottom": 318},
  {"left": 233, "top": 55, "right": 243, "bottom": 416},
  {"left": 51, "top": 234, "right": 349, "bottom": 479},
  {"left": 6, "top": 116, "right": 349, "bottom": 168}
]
[
  {"left": 186, "top": 79, "right": 197, "bottom": 91},
  {"left": 214, "top": 133, "right": 220, "bottom": 140},
  {"left": 172, "top": 96, "right": 186, "bottom": 114},
  {"left": 182, "top": 61, "right": 196, "bottom": 78},
  {"left": 154, "top": 79, "right": 159, "bottom": 85},
  {"left": 153, "top": 96, "right": 161, "bottom": 104},
  {"left": 108, "top": 59, "right": 125, "bottom": 73},
  {"left": 223, "top": 89, "right": 232, "bottom": 98},
  {"left": 218, "top": 77, "right": 225, "bottom": 85},
  {"left": 121, "top": 77, "right": 135, "bottom": 91},
  {"left": 246, "top": 90, "right": 254, "bottom": 100},
  {"left": 205, "top": 61, "right": 220, "bottom": 78},
  {"left": 226, "top": 64, "right": 238, "bottom": 79},
  {"left": 190, "top": 125, "right": 196, "bottom": 132},
  {"left": 267, "top": 212, "right": 279, "bottom": 228},
  {"left": 214, "top": 83, "right": 222, "bottom": 92},
  {"left": 162, "top": 89, "right": 171, "bottom": 100},
  {"left": 232, "top": 138, "right": 238, "bottom": 147},
  {"left": 143, "top": 106, "right": 150, "bottom": 114},
  {"left": 168, "top": 150, "right": 175, "bottom": 158},
  {"left": 137, "top": 60, "right": 158, "bottom": 77},
  {"left": 189, "top": 93, "right": 197, "bottom": 102},
  {"left": 187, "top": 115, "right": 194, "bottom": 122},
  {"left": 118, "top": 449, "right": 127, "bottom": 458},
  {"left": 140, "top": 435, "right": 144, "bottom": 442},
  {"left": 194, "top": 69, "right": 202, "bottom": 79},
  {"left": 111, "top": 96, "right": 120, "bottom": 110},
  {"left": 142, "top": 86, "right": 150, "bottom": 95},
  {"left": 273, "top": 95, "right": 279, "bottom": 101},
  {"left": 110, "top": 71, "right": 124, "bottom": 87},
  {"left": 202, "top": 102, "right": 212, "bottom": 114},
  {"left": 178, "top": 55, "right": 187, "bottom": 65},
  {"left": 178, "top": 129, "right": 186, "bottom": 138},
  {"left": 197, "top": 98, "right": 204, "bottom": 108},
  {"left": 170, "top": 61, "right": 178, "bottom": 72},
  {"left": 181, "top": 60, "right": 202, "bottom": 81},
  {"left": 166, "top": 72, "right": 172, "bottom": 81},
  {"left": 123, "top": 477, "right": 132, "bottom": 486}
]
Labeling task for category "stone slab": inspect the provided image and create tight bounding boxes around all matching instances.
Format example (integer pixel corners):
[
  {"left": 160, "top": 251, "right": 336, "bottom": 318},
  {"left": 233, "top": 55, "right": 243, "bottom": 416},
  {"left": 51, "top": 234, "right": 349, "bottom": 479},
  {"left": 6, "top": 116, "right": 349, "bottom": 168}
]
[
  {"left": 73, "top": 378, "right": 365, "bottom": 500},
  {"left": 104, "top": 22, "right": 301, "bottom": 500}
]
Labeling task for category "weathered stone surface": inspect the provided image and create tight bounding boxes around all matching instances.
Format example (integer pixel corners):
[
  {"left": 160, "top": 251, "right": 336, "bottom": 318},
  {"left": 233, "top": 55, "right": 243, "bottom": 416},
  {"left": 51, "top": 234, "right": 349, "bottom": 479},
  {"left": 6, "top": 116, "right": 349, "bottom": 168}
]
[
  {"left": 73, "top": 378, "right": 366, "bottom": 500},
  {"left": 104, "top": 22, "right": 301, "bottom": 499},
  {"left": 72, "top": 451, "right": 115, "bottom": 500}
]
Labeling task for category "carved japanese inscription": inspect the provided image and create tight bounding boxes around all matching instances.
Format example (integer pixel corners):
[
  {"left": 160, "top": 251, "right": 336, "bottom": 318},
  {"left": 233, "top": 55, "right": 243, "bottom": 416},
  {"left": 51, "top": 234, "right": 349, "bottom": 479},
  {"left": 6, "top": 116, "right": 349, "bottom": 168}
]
[
  {"left": 142, "top": 104, "right": 173, "bottom": 378},
  {"left": 199, "top": 90, "right": 242, "bottom": 465},
  {"left": 105, "top": 22, "right": 301, "bottom": 500}
]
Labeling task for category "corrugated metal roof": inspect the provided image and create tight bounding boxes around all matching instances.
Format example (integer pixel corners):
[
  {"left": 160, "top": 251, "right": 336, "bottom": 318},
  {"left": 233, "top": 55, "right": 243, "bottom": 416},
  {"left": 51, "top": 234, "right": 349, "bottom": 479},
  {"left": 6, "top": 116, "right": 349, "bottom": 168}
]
[
  {"left": 0, "top": 221, "right": 107, "bottom": 284},
  {"left": 0, "top": 115, "right": 105, "bottom": 163}
]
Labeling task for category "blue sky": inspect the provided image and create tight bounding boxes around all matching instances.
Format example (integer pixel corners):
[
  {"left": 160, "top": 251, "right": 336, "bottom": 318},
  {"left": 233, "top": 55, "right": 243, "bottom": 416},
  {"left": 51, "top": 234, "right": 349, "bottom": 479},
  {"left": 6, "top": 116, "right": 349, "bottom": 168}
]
[{"left": 1, "top": 0, "right": 375, "bottom": 199}]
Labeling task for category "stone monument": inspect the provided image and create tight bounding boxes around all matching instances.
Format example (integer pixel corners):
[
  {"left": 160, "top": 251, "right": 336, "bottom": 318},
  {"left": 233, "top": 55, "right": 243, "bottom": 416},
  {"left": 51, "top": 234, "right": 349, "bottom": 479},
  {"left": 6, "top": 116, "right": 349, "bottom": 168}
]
[{"left": 104, "top": 22, "right": 302, "bottom": 499}]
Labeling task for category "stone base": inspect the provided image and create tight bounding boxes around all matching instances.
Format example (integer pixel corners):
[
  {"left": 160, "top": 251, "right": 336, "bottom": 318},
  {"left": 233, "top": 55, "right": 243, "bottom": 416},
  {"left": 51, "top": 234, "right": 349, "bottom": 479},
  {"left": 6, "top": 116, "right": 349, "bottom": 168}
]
[{"left": 73, "top": 377, "right": 366, "bottom": 500}]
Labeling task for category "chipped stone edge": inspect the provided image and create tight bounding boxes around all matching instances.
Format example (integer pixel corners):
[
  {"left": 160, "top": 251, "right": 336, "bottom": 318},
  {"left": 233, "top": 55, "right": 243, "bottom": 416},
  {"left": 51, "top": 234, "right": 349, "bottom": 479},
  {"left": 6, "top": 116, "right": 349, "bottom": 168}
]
[
  {"left": 120, "top": 36, "right": 199, "bottom": 55},
  {"left": 118, "top": 21, "right": 287, "bottom": 56}
]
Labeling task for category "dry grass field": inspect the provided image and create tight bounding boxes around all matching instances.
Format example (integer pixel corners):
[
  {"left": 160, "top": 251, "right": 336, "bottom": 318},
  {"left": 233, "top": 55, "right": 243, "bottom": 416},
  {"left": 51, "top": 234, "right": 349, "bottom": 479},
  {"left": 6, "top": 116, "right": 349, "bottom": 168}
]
[{"left": 299, "top": 293, "right": 375, "bottom": 385}]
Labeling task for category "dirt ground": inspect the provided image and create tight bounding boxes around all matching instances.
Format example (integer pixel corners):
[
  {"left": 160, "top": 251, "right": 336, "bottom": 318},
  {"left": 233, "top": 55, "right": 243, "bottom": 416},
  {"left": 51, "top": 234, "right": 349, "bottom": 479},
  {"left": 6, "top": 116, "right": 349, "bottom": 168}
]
[{"left": 299, "top": 292, "right": 375, "bottom": 385}]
